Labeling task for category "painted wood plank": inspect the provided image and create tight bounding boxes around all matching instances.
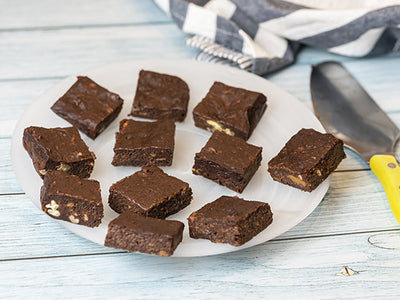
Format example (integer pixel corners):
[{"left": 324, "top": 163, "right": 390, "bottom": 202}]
[
  {"left": 0, "top": 24, "right": 197, "bottom": 81},
  {"left": 295, "top": 47, "right": 400, "bottom": 66},
  {"left": 0, "top": 170, "right": 397, "bottom": 260},
  {"left": 267, "top": 54, "right": 400, "bottom": 114},
  {"left": 0, "top": 138, "right": 24, "bottom": 194},
  {"left": 0, "top": 0, "right": 169, "bottom": 30},
  {"left": 1, "top": 230, "right": 399, "bottom": 299}
]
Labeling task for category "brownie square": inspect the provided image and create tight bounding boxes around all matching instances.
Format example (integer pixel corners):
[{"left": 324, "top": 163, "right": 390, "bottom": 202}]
[
  {"left": 192, "top": 131, "right": 262, "bottom": 193},
  {"left": 268, "top": 128, "right": 346, "bottom": 192},
  {"left": 130, "top": 70, "right": 190, "bottom": 122},
  {"left": 104, "top": 211, "right": 184, "bottom": 256},
  {"left": 108, "top": 165, "right": 192, "bottom": 218},
  {"left": 112, "top": 119, "right": 175, "bottom": 166},
  {"left": 188, "top": 196, "right": 273, "bottom": 246},
  {"left": 51, "top": 76, "right": 124, "bottom": 139},
  {"left": 23, "top": 126, "right": 95, "bottom": 178},
  {"left": 192, "top": 81, "right": 267, "bottom": 140},
  {"left": 40, "top": 170, "right": 103, "bottom": 227}
]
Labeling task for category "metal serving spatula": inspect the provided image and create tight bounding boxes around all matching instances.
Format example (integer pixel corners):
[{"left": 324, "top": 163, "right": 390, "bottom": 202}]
[{"left": 310, "top": 61, "right": 400, "bottom": 225}]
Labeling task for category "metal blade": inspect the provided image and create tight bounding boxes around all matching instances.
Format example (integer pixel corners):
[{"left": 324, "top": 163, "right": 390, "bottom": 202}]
[{"left": 310, "top": 61, "right": 400, "bottom": 162}]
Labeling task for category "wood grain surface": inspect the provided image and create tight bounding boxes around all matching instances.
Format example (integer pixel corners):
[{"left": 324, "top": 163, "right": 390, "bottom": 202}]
[{"left": 1, "top": 0, "right": 400, "bottom": 298}]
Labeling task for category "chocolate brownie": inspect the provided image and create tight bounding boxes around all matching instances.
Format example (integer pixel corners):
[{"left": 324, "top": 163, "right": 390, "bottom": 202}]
[
  {"left": 40, "top": 170, "right": 103, "bottom": 227},
  {"left": 188, "top": 196, "right": 273, "bottom": 246},
  {"left": 23, "top": 126, "right": 95, "bottom": 178},
  {"left": 51, "top": 76, "right": 124, "bottom": 139},
  {"left": 109, "top": 165, "right": 192, "bottom": 218},
  {"left": 192, "top": 131, "right": 262, "bottom": 193},
  {"left": 112, "top": 119, "right": 175, "bottom": 166},
  {"left": 268, "top": 128, "right": 346, "bottom": 192},
  {"left": 104, "top": 211, "right": 184, "bottom": 256},
  {"left": 130, "top": 70, "right": 189, "bottom": 122},
  {"left": 192, "top": 81, "right": 267, "bottom": 140}
]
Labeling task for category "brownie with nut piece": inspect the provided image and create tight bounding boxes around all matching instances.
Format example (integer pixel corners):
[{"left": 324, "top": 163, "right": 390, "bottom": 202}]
[
  {"left": 51, "top": 76, "right": 123, "bottom": 139},
  {"left": 104, "top": 211, "right": 184, "bottom": 256},
  {"left": 112, "top": 119, "right": 175, "bottom": 166},
  {"left": 192, "top": 81, "right": 267, "bottom": 140},
  {"left": 109, "top": 165, "right": 192, "bottom": 218},
  {"left": 130, "top": 70, "right": 189, "bottom": 122},
  {"left": 40, "top": 170, "right": 103, "bottom": 227},
  {"left": 188, "top": 196, "right": 273, "bottom": 246},
  {"left": 192, "top": 131, "right": 262, "bottom": 193},
  {"left": 268, "top": 128, "right": 346, "bottom": 192},
  {"left": 23, "top": 126, "right": 95, "bottom": 178}
]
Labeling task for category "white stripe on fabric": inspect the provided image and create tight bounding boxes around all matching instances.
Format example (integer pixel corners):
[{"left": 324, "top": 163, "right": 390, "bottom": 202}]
[
  {"left": 204, "top": 0, "right": 237, "bottom": 19},
  {"left": 239, "top": 30, "right": 269, "bottom": 58},
  {"left": 329, "top": 27, "right": 385, "bottom": 56},
  {"left": 154, "top": 0, "right": 170, "bottom": 14},
  {"left": 254, "top": 28, "right": 288, "bottom": 58},
  {"left": 183, "top": 3, "right": 217, "bottom": 40},
  {"left": 259, "top": 8, "right": 368, "bottom": 41},
  {"left": 285, "top": 0, "right": 400, "bottom": 10}
]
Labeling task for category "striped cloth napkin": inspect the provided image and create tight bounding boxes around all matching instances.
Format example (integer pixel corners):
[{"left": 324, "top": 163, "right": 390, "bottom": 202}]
[{"left": 154, "top": 0, "right": 400, "bottom": 75}]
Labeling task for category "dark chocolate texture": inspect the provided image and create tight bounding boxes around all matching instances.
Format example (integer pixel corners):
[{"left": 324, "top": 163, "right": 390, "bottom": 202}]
[
  {"left": 23, "top": 126, "right": 95, "bottom": 178},
  {"left": 109, "top": 165, "right": 192, "bottom": 218},
  {"left": 51, "top": 76, "right": 123, "bottom": 139},
  {"left": 192, "top": 131, "right": 262, "bottom": 193},
  {"left": 104, "top": 211, "right": 184, "bottom": 256},
  {"left": 112, "top": 119, "right": 175, "bottom": 166},
  {"left": 40, "top": 170, "right": 103, "bottom": 227},
  {"left": 188, "top": 196, "right": 273, "bottom": 246},
  {"left": 268, "top": 128, "right": 346, "bottom": 192},
  {"left": 130, "top": 70, "right": 189, "bottom": 122},
  {"left": 192, "top": 81, "right": 267, "bottom": 140}
]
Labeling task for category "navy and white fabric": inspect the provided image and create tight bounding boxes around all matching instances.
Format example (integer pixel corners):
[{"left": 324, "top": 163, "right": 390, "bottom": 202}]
[{"left": 154, "top": 0, "right": 400, "bottom": 75}]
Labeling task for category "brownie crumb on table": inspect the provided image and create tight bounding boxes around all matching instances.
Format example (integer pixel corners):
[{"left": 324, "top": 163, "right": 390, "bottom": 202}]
[
  {"left": 192, "top": 131, "right": 262, "bottom": 193},
  {"left": 192, "top": 81, "right": 267, "bottom": 140},
  {"left": 130, "top": 70, "right": 190, "bottom": 122},
  {"left": 112, "top": 119, "right": 175, "bottom": 167},
  {"left": 109, "top": 165, "right": 192, "bottom": 218},
  {"left": 268, "top": 128, "right": 346, "bottom": 192},
  {"left": 40, "top": 170, "right": 103, "bottom": 227},
  {"left": 23, "top": 126, "right": 95, "bottom": 178},
  {"left": 104, "top": 211, "right": 184, "bottom": 256},
  {"left": 51, "top": 76, "right": 124, "bottom": 139},
  {"left": 188, "top": 196, "right": 273, "bottom": 246}
]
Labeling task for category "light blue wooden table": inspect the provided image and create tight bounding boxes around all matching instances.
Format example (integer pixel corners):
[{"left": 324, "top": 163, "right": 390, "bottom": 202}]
[{"left": 1, "top": 1, "right": 400, "bottom": 298}]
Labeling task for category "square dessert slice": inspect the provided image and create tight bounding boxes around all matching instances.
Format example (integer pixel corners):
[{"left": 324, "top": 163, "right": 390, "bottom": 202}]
[
  {"left": 192, "top": 81, "right": 267, "bottom": 140},
  {"left": 268, "top": 128, "right": 346, "bottom": 192},
  {"left": 40, "top": 170, "right": 103, "bottom": 227},
  {"left": 51, "top": 76, "right": 124, "bottom": 139},
  {"left": 112, "top": 119, "right": 175, "bottom": 166},
  {"left": 108, "top": 165, "right": 192, "bottom": 218},
  {"left": 23, "top": 126, "right": 95, "bottom": 178},
  {"left": 188, "top": 196, "right": 273, "bottom": 246},
  {"left": 192, "top": 131, "right": 262, "bottom": 193},
  {"left": 130, "top": 70, "right": 190, "bottom": 122},
  {"left": 104, "top": 211, "right": 184, "bottom": 256}
]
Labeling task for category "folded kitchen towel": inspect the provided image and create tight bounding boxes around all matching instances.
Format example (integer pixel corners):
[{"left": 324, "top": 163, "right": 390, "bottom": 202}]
[{"left": 154, "top": 0, "right": 400, "bottom": 75}]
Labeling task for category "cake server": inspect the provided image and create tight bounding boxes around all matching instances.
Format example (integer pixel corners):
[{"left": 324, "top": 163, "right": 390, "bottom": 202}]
[{"left": 310, "top": 61, "right": 400, "bottom": 225}]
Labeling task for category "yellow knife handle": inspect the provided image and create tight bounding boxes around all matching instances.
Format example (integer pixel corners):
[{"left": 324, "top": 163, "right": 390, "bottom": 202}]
[{"left": 370, "top": 154, "right": 400, "bottom": 225}]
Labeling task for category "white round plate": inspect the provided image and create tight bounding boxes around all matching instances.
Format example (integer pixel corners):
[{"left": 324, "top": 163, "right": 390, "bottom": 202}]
[{"left": 11, "top": 59, "right": 329, "bottom": 257}]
